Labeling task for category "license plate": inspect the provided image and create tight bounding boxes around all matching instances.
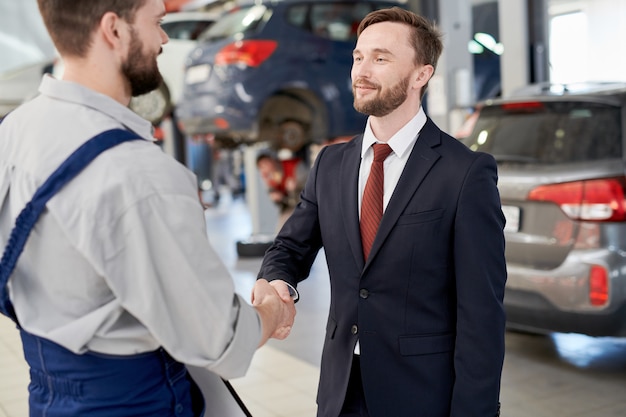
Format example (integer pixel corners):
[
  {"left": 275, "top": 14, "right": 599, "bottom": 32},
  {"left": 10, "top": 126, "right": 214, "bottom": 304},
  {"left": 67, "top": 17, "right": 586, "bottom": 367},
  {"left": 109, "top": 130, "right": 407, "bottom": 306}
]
[
  {"left": 502, "top": 205, "right": 520, "bottom": 233},
  {"left": 185, "top": 64, "right": 211, "bottom": 84}
]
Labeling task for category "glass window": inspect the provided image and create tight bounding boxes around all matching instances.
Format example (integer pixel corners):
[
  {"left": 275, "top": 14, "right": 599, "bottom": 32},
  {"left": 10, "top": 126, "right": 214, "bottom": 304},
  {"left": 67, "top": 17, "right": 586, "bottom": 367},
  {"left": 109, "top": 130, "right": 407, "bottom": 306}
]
[
  {"left": 286, "top": 4, "right": 308, "bottom": 28},
  {"left": 286, "top": 2, "right": 407, "bottom": 42},
  {"left": 463, "top": 101, "right": 622, "bottom": 164},
  {"left": 161, "top": 20, "right": 215, "bottom": 41},
  {"left": 549, "top": 11, "right": 589, "bottom": 84},
  {"left": 284, "top": 2, "right": 383, "bottom": 42},
  {"left": 309, "top": 3, "right": 364, "bottom": 41},
  {"left": 199, "top": 5, "right": 269, "bottom": 42}
]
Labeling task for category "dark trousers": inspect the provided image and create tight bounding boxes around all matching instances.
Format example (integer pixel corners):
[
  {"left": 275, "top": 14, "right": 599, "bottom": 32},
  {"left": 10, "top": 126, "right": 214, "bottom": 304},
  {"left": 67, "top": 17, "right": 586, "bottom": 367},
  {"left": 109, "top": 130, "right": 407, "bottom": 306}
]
[
  {"left": 20, "top": 330, "right": 204, "bottom": 417},
  {"left": 339, "top": 355, "right": 370, "bottom": 417}
]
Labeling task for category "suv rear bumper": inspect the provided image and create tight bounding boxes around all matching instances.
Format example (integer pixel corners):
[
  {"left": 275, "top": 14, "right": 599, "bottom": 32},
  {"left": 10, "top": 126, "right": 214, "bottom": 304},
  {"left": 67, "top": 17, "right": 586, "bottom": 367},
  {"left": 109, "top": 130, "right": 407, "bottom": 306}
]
[
  {"left": 504, "top": 288, "right": 626, "bottom": 336},
  {"left": 505, "top": 254, "right": 626, "bottom": 336}
]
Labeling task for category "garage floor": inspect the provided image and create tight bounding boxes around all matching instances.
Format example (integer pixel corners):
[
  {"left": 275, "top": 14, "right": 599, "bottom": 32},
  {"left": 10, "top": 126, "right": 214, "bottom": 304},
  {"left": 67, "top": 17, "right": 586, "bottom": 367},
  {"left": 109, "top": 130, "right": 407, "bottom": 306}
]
[{"left": 1, "top": 190, "right": 626, "bottom": 417}]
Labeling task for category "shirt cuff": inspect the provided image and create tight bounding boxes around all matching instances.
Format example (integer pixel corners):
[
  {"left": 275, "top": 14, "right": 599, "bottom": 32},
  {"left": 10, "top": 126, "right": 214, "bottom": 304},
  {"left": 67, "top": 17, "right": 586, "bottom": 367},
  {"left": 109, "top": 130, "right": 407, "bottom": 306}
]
[
  {"left": 205, "top": 294, "right": 262, "bottom": 379},
  {"left": 281, "top": 280, "right": 299, "bottom": 302}
]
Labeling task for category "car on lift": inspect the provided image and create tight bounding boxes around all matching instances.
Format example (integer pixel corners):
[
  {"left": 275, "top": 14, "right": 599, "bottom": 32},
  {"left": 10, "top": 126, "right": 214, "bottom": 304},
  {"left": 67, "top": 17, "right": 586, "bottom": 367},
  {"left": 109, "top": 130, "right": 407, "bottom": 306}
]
[
  {"left": 461, "top": 81, "right": 626, "bottom": 337},
  {"left": 175, "top": 0, "right": 405, "bottom": 152}
]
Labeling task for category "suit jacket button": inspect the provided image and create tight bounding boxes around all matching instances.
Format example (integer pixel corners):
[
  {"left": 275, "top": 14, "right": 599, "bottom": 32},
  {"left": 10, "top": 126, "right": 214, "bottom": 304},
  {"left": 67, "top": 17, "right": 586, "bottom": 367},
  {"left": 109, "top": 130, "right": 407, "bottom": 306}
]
[
  {"left": 359, "top": 289, "right": 369, "bottom": 299},
  {"left": 351, "top": 325, "right": 358, "bottom": 335}
]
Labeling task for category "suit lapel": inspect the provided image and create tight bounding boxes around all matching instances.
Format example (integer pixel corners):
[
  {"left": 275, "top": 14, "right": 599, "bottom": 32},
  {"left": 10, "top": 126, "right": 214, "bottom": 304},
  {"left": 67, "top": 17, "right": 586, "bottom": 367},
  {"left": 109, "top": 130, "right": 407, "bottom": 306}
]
[
  {"left": 340, "top": 135, "right": 366, "bottom": 270},
  {"left": 365, "top": 119, "right": 442, "bottom": 267}
]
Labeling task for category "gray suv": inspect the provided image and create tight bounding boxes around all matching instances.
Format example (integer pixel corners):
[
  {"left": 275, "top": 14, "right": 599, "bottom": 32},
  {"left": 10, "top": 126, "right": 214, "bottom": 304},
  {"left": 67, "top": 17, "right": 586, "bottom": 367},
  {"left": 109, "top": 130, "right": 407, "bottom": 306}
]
[{"left": 461, "top": 82, "right": 626, "bottom": 337}]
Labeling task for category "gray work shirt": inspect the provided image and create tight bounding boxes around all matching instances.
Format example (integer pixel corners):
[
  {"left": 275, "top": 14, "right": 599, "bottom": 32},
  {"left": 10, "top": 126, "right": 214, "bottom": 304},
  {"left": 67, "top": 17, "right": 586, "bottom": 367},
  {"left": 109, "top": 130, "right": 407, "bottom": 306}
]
[{"left": 0, "top": 75, "right": 260, "bottom": 379}]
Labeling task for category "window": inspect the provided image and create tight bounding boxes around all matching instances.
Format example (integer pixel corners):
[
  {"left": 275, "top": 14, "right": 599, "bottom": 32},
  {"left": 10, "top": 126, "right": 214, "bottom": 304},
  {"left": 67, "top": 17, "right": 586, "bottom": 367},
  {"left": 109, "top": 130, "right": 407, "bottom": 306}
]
[
  {"left": 286, "top": 2, "right": 379, "bottom": 42},
  {"left": 463, "top": 102, "right": 622, "bottom": 164},
  {"left": 199, "top": 5, "right": 269, "bottom": 42},
  {"left": 549, "top": 11, "right": 588, "bottom": 84},
  {"left": 162, "top": 20, "right": 215, "bottom": 41}
]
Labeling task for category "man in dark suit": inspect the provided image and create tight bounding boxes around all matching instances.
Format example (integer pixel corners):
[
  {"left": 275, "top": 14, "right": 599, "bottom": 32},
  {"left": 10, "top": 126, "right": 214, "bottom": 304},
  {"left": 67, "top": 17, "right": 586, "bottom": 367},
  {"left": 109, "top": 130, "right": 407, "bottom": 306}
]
[{"left": 255, "top": 7, "right": 506, "bottom": 417}]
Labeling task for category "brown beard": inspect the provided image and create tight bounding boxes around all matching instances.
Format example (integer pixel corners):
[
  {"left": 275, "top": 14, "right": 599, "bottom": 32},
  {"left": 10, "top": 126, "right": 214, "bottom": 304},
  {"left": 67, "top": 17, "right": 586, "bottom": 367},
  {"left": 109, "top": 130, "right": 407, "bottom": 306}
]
[
  {"left": 121, "top": 28, "right": 163, "bottom": 97},
  {"left": 353, "top": 74, "right": 410, "bottom": 117}
]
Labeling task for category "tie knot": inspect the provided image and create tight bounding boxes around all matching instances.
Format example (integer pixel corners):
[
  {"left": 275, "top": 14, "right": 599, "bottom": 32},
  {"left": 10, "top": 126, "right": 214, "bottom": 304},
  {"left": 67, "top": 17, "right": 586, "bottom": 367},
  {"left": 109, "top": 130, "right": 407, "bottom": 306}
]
[{"left": 372, "top": 143, "right": 393, "bottom": 162}]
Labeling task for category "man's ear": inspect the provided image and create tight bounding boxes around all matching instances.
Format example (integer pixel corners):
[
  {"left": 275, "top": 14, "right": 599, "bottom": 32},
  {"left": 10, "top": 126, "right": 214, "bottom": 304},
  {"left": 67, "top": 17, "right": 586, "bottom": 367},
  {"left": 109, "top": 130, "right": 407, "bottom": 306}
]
[
  {"left": 413, "top": 64, "right": 435, "bottom": 90},
  {"left": 99, "top": 11, "right": 125, "bottom": 50}
]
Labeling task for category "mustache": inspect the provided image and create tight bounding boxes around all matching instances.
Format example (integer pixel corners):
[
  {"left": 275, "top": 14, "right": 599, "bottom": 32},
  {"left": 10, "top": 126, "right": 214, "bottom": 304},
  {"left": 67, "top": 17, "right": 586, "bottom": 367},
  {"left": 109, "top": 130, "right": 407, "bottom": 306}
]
[{"left": 353, "top": 78, "right": 379, "bottom": 89}]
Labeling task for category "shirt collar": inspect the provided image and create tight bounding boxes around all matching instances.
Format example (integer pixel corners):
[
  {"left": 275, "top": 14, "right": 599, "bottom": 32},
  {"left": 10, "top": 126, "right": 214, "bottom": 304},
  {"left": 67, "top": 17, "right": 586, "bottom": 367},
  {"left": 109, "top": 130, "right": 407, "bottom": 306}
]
[
  {"left": 361, "top": 107, "right": 427, "bottom": 158},
  {"left": 39, "top": 75, "right": 154, "bottom": 140}
]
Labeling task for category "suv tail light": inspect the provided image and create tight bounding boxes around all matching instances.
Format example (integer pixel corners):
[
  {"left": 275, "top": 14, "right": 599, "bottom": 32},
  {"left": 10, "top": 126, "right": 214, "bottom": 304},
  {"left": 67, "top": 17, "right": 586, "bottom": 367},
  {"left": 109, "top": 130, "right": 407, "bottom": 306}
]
[
  {"left": 215, "top": 40, "right": 277, "bottom": 67},
  {"left": 500, "top": 101, "right": 544, "bottom": 111},
  {"left": 589, "top": 264, "right": 609, "bottom": 306},
  {"left": 528, "top": 178, "right": 626, "bottom": 221}
]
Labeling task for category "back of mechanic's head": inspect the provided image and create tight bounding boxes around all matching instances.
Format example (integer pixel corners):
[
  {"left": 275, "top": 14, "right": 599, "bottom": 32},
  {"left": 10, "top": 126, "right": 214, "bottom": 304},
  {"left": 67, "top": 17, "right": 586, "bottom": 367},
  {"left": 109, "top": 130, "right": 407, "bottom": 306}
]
[{"left": 37, "top": 0, "right": 147, "bottom": 57}]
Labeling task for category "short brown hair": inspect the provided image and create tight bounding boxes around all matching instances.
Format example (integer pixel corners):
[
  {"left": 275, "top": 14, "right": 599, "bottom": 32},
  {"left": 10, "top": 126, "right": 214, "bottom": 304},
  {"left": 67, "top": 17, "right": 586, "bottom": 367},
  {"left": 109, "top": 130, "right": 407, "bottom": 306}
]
[
  {"left": 357, "top": 7, "right": 443, "bottom": 71},
  {"left": 37, "top": 0, "right": 147, "bottom": 57}
]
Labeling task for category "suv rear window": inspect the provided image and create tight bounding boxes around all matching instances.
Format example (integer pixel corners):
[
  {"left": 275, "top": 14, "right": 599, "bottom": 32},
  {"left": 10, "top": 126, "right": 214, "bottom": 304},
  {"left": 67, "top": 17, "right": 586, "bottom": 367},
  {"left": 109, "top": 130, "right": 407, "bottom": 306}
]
[
  {"left": 285, "top": 2, "right": 405, "bottom": 42},
  {"left": 463, "top": 101, "right": 622, "bottom": 164},
  {"left": 199, "top": 5, "right": 270, "bottom": 42},
  {"left": 286, "top": 2, "right": 375, "bottom": 41}
]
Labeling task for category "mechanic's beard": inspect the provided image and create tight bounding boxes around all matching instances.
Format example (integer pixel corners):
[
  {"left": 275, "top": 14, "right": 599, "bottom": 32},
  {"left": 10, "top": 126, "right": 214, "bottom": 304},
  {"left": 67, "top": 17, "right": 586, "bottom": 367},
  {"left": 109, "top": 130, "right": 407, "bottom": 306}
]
[
  {"left": 122, "top": 35, "right": 163, "bottom": 97},
  {"left": 353, "top": 75, "right": 410, "bottom": 117}
]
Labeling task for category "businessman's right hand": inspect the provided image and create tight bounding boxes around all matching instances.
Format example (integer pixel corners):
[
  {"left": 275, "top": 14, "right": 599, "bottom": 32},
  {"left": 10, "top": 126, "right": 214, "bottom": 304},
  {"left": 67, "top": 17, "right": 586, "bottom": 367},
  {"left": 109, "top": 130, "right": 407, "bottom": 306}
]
[{"left": 251, "top": 279, "right": 296, "bottom": 347}]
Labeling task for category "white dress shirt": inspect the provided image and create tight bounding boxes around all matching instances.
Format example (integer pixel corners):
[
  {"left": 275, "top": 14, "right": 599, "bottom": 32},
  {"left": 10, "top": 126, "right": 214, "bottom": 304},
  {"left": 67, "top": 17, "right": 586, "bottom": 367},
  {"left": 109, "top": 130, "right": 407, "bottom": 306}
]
[
  {"left": 0, "top": 75, "right": 260, "bottom": 379},
  {"left": 355, "top": 107, "right": 427, "bottom": 354},
  {"left": 358, "top": 107, "right": 427, "bottom": 216}
]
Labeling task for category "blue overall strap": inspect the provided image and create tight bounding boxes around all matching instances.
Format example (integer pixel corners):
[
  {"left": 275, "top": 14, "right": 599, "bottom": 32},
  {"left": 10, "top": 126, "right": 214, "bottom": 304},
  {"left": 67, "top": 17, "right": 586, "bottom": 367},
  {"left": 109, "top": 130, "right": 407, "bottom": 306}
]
[{"left": 0, "top": 129, "right": 141, "bottom": 323}]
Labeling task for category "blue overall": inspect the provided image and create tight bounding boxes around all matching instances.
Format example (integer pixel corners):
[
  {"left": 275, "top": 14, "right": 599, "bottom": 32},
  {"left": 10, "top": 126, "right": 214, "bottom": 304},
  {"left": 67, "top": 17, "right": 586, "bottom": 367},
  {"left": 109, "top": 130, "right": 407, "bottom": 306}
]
[{"left": 0, "top": 129, "right": 204, "bottom": 417}]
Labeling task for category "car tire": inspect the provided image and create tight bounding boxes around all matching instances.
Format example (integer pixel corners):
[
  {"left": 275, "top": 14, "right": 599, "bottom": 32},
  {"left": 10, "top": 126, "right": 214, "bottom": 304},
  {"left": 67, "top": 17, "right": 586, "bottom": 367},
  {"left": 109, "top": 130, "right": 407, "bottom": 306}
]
[
  {"left": 129, "top": 82, "right": 173, "bottom": 126},
  {"left": 278, "top": 120, "right": 308, "bottom": 152}
]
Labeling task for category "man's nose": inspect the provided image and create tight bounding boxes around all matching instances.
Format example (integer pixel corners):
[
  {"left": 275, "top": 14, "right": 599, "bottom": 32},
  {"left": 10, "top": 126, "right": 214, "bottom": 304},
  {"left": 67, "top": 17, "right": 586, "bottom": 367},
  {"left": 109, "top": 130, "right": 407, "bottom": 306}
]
[
  {"left": 352, "top": 65, "right": 366, "bottom": 81},
  {"left": 161, "top": 29, "right": 169, "bottom": 45}
]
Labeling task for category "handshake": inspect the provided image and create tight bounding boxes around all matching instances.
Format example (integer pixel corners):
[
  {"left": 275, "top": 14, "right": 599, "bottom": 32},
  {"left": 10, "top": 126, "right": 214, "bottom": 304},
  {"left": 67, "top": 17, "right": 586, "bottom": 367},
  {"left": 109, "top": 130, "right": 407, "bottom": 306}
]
[{"left": 251, "top": 279, "right": 297, "bottom": 347}]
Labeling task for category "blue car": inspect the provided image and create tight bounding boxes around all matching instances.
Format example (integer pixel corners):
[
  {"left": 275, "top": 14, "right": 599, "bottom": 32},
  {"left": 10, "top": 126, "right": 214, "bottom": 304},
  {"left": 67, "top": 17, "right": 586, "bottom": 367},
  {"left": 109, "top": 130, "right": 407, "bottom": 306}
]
[{"left": 175, "top": 0, "right": 404, "bottom": 150}]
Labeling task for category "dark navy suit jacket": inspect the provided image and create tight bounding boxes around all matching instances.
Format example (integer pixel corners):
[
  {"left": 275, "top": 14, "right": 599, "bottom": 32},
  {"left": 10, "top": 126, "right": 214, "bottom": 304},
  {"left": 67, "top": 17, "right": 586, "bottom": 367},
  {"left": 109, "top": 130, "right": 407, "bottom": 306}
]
[{"left": 259, "top": 118, "right": 506, "bottom": 417}]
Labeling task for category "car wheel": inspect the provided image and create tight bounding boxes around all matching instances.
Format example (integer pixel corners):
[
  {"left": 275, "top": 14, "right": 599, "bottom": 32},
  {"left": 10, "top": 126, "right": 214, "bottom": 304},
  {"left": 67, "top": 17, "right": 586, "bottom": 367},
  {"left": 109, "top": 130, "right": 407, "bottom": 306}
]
[
  {"left": 129, "top": 82, "right": 173, "bottom": 126},
  {"left": 279, "top": 120, "right": 308, "bottom": 152},
  {"left": 258, "top": 94, "right": 312, "bottom": 148}
]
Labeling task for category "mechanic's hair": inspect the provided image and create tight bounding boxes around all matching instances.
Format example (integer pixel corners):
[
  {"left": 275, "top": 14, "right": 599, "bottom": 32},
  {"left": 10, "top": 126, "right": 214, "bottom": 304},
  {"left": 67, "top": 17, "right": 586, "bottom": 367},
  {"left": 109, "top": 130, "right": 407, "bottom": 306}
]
[
  {"left": 357, "top": 7, "right": 443, "bottom": 70},
  {"left": 37, "top": 0, "right": 147, "bottom": 57}
]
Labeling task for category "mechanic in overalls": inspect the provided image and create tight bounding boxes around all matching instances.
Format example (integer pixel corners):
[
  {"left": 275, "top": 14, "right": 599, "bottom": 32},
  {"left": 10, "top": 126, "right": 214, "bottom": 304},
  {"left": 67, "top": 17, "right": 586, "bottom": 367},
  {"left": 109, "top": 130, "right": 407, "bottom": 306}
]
[{"left": 0, "top": 1, "right": 295, "bottom": 416}]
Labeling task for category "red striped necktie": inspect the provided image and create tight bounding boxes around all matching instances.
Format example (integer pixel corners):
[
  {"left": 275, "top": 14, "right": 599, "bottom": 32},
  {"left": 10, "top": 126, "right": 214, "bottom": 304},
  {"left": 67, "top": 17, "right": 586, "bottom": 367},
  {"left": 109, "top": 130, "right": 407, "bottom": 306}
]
[{"left": 360, "top": 143, "right": 393, "bottom": 260}]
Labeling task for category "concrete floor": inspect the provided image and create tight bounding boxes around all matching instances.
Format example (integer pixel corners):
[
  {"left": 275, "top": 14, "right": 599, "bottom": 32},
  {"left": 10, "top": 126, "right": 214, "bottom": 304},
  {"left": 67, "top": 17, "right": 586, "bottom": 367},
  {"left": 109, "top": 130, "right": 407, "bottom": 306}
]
[{"left": 1, "top": 190, "right": 626, "bottom": 416}]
